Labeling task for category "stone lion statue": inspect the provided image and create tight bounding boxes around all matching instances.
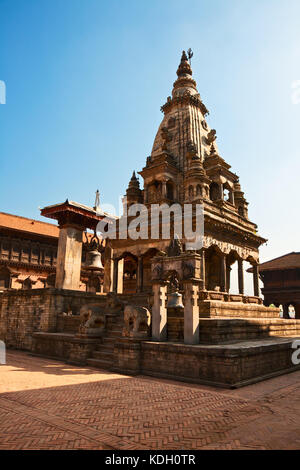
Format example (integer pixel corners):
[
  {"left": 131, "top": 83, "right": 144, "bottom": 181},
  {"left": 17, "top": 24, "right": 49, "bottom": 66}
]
[
  {"left": 78, "top": 304, "right": 106, "bottom": 336},
  {"left": 123, "top": 305, "right": 151, "bottom": 338},
  {"left": 77, "top": 293, "right": 125, "bottom": 337}
]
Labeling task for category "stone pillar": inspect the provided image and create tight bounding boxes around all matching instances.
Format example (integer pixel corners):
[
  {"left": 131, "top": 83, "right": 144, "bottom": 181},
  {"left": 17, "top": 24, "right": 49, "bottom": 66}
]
[
  {"left": 201, "top": 249, "right": 206, "bottom": 290},
  {"left": 103, "top": 245, "right": 113, "bottom": 293},
  {"left": 220, "top": 183, "right": 224, "bottom": 200},
  {"left": 238, "top": 260, "right": 244, "bottom": 295},
  {"left": 183, "top": 281, "right": 200, "bottom": 345},
  {"left": 117, "top": 258, "right": 124, "bottom": 294},
  {"left": 55, "top": 225, "right": 83, "bottom": 290},
  {"left": 283, "top": 304, "right": 290, "bottom": 319},
  {"left": 220, "top": 254, "right": 227, "bottom": 292},
  {"left": 162, "top": 180, "right": 167, "bottom": 199},
  {"left": 113, "top": 258, "right": 119, "bottom": 293},
  {"left": 137, "top": 256, "right": 143, "bottom": 293},
  {"left": 152, "top": 281, "right": 168, "bottom": 341},
  {"left": 253, "top": 263, "right": 259, "bottom": 297},
  {"left": 226, "top": 265, "right": 231, "bottom": 293}
]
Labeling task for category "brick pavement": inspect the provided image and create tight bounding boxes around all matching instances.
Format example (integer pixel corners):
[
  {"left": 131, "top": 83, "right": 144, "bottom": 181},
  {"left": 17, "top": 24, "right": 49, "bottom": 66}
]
[{"left": 0, "top": 351, "right": 300, "bottom": 450}]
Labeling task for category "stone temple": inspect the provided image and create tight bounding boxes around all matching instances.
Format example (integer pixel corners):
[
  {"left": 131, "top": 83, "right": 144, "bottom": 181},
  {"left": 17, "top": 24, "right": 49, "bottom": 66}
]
[{"left": 1, "top": 51, "right": 300, "bottom": 388}]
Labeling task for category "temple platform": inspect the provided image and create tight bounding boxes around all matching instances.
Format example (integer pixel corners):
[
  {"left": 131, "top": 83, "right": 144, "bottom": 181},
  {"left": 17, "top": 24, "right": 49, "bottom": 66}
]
[
  {"left": 134, "top": 336, "right": 300, "bottom": 388},
  {"left": 31, "top": 323, "right": 300, "bottom": 389},
  {"left": 2, "top": 288, "right": 300, "bottom": 389},
  {"left": 168, "top": 317, "right": 300, "bottom": 343}
]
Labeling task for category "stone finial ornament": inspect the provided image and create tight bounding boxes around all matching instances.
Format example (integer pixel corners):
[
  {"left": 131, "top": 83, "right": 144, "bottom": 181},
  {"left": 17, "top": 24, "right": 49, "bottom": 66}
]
[
  {"left": 177, "top": 50, "right": 193, "bottom": 77},
  {"left": 94, "top": 189, "right": 100, "bottom": 212}
]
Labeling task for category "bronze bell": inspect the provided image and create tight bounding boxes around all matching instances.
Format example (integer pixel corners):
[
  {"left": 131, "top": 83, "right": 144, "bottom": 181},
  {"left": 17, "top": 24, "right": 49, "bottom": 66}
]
[
  {"left": 167, "top": 291, "right": 184, "bottom": 309},
  {"left": 85, "top": 249, "right": 104, "bottom": 271}
]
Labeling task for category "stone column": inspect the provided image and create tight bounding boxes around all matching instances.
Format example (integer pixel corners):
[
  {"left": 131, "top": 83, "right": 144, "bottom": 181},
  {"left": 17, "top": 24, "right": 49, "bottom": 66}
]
[
  {"left": 117, "top": 258, "right": 124, "bottom": 294},
  {"left": 162, "top": 180, "right": 167, "bottom": 199},
  {"left": 283, "top": 304, "right": 290, "bottom": 319},
  {"left": 226, "top": 264, "right": 231, "bottom": 293},
  {"left": 103, "top": 245, "right": 113, "bottom": 293},
  {"left": 152, "top": 281, "right": 168, "bottom": 341},
  {"left": 55, "top": 225, "right": 83, "bottom": 290},
  {"left": 201, "top": 249, "right": 206, "bottom": 290},
  {"left": 137, "top": 256, "right": 143, "bottom": 293},
  {"left": 238, "top": 259, "right": 244, "bottom": 295},
  {"left": 220, "top": 254, "right": 227, "bottom": 292},
  {"left": 253, "top": 263, "right": 259, "bottom": 297},
  {"left": 220, "top": 183, "right": 224, "bottom": 200},
  {"left": 183, "top": 281, "right": 200, "bottom": 345},
  {"left": 113, "top": 258, "right": 119, "bottom": 293}
]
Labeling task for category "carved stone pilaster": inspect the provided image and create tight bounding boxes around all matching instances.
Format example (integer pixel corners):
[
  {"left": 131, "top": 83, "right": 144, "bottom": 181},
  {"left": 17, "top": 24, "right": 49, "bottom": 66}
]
[
  {"left": 183, "top": 280, "right": 201, "bottom": 345},
  {"left": 151, "top": 281, "right": 168, "bottom": 341}
]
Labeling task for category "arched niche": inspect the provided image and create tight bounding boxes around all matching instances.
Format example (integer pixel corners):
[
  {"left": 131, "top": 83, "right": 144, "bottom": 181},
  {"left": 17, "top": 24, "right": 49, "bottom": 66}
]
[{"left": 209, "top": 182, "right": 220, "bottom": 201}]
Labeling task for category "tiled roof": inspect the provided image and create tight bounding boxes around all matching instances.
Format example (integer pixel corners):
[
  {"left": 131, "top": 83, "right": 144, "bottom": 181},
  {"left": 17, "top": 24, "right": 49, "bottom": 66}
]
[
  {"left": 0, "top": 211, "right": 101, "bottom": 242},
  {"left": 0, "top": 211, "right": 59, "bottom": 238},
  {"left": 258, "top": 252, "right": 300, "bottom": 271}
]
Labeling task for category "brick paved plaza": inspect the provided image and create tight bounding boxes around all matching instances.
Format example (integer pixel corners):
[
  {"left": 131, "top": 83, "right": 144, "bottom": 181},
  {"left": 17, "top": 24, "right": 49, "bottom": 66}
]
[{"left": 0, "top": 351, "right": 300, "bottom": 450}]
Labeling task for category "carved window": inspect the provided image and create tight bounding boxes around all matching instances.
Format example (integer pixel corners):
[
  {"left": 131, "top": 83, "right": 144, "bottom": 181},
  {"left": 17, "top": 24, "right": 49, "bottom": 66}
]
[
  {"left": 0, "top": 268, "right": 10, "bottom": 289},
  {"left": 209, "top": 182, "right": 220, "bottom": 201},
  {"left": 189, "top": 185, "right": 194, "bottom": 199},
  {"left": 44, "top": 249, "right": 52, "bottom": 266},
  {"left": 1, "top": 241, "right": 10, "bottom": 260},
  {"left": 166, "top": 182, "right": 174, "bottom": 200},
  {"left": 11, "top": 242, "right": 20, "bottom": 261},
  {"left": 21, "top": 244, "right": 30, "bottom": 263},
  {"left": 31, "top": 245, "right": 39, "bottom": 264}
]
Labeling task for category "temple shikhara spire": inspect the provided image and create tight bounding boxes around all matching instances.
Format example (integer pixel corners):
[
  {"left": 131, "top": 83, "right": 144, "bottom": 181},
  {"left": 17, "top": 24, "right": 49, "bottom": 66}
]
[{"left": 116, "top": 50, "right": 264, "bottom": 296}]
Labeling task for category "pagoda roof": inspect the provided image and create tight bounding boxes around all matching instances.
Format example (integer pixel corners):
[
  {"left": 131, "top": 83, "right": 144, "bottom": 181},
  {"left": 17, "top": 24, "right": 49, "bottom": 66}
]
[
  {"left": 41, "top": 200, "right": 117, "bottom": 230},
  {"left": 257, "top": 252, "right": 300, "bottom": 272}
]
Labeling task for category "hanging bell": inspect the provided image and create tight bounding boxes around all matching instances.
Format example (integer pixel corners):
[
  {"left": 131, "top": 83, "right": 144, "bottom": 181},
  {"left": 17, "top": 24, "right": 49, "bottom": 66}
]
[
  {"left": 167, "top": 291, "right": 184, "bottom": 309},
  {"left": 85, "top": 249, "right": 104, "bottom": 271}
]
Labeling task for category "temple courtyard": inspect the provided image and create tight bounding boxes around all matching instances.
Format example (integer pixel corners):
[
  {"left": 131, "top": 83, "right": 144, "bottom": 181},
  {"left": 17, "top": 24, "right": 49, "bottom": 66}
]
[{"left": 0, "top": 350, "right": 300, "bottom": 450}]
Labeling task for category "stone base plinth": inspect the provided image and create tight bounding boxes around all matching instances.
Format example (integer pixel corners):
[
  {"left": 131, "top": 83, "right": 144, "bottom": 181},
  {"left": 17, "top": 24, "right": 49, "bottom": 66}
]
[
  {"left": 199, "top": 318, "right": 300, "bottom": 344},
  {"left": 32, "top": 332, "right": 99, "bottom": 365},
  {"left": 112, "top": 338, "right": 142, "bottom": 375},
  {"left": 30, "top": 329, "right": 300, "bottom": 388},
  {"left": 139, "top": 337, "right": 300, "bottom": 388},
  {"left": 200, "top": 300, "right": 279, "bottom": 319}
]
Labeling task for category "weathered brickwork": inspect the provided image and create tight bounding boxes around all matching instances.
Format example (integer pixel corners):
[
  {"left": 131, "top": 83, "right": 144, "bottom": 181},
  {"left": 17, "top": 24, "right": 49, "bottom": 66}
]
[
  {"left": 138, "top": 338, "right": 300, "bottom": 388},
  {"left": 0, "top": 288, "right": 104, "bottom": 350}
]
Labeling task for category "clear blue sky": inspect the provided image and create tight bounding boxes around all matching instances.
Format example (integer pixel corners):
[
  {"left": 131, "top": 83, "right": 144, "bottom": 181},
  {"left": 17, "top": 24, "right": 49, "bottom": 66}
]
[{"left": 1, "top": 0, "right": 300, "bottom": 266}]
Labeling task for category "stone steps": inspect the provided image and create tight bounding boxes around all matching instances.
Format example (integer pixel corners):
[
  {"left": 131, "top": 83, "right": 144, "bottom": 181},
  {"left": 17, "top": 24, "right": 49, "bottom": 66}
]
[{"left": 87, "top": 315, "right": 124, "bottom": 370}]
